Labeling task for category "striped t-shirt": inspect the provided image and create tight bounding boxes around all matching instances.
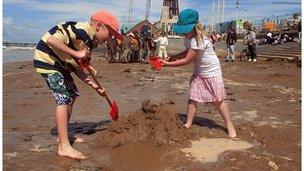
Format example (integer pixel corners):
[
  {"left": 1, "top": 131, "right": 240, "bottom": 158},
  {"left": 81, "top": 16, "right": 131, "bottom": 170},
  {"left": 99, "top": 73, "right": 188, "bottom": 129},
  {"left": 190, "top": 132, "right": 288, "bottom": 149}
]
[{"left": 34, "top": 21, "right": 96, "bottom": 73}]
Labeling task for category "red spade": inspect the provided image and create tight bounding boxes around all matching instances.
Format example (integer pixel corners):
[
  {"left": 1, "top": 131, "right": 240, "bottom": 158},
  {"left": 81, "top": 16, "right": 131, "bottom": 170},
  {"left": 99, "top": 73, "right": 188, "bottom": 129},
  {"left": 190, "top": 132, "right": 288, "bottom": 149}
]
[{"left": 149, "top": 56, "right": 162, "bottom": 70}]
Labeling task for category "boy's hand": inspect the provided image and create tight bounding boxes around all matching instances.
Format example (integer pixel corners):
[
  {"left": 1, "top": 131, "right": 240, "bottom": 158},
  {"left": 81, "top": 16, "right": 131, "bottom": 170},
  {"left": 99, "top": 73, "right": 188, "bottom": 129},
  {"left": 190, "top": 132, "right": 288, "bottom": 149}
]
[
  {"left": 75, "top": 48, "right": 91, "bottom": 59},
  {"left": 96, "top": 88, "right": 107, "bottom": 97}
]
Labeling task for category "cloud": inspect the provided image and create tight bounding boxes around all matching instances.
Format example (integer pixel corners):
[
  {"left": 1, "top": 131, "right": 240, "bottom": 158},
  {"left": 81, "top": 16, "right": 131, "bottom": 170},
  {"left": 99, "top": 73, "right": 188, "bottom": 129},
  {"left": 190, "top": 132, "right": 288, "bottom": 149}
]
[
  {"left": 4, "top": 17, "right": 13, "bottom": 26},
  {"left": 3, "top": 16, "right": 46, "bottom": 42}
]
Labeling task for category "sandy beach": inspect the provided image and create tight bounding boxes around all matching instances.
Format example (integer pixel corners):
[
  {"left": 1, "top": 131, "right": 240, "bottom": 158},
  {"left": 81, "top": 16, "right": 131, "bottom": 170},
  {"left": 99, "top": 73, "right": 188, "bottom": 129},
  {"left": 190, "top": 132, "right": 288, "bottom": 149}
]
[{"left": 3, "top": 43, "right": 301, "bottom": 170}]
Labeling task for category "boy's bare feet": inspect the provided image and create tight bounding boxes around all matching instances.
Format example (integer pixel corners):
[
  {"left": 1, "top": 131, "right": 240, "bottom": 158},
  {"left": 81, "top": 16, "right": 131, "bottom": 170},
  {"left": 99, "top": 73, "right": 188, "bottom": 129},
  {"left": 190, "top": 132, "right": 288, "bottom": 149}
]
[
  {"left": 57, "top": 137, "right": 85, "bottom": 143},
  {"left": 58, "top": 145, "right": 86, "bottom": 160}
]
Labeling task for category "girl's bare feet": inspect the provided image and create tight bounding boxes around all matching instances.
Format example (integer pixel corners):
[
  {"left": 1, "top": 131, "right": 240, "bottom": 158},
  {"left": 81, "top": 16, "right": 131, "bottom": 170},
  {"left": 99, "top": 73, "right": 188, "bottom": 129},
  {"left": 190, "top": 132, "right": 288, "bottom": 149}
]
[
  {"left": 184, "top": 123, "right": 191, "bottom": 129},
  {"left": 58, "top": 145, "right": 86, "bottom": 160},
  {"left": 227, "top": 123, "right": 237, "bottom": 138},
  {"left": 57, "top": 137, "right": 85, "bottom": 143}
]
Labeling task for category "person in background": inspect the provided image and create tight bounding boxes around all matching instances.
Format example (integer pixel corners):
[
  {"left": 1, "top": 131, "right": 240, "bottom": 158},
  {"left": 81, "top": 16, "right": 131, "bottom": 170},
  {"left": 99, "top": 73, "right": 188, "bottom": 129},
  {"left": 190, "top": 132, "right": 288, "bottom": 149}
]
[
  {"left": 210, "top": 30, "right": 217, "bottom": 50},
  {"left": 225, "top": 29, "right": 237, "bottom": 62},
  {"left": 266, "top": 31, "right": 273, "bottom": 44},
  {"left": 128, "top": 32, "right": 140, "bottom": 63},
  {"left": 154, "top": 31, "right": 169, "bottom": 60},
  {"left": 298, "top": 21, "right": 301, "bottom": 42},
  {"left": 245, "top": 28, "right": 257, "bottom": 62}
]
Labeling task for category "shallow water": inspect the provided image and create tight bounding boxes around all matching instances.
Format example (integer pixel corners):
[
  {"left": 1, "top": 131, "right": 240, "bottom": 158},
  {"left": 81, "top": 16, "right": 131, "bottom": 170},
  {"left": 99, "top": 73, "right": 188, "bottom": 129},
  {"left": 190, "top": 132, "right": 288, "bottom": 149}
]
[
  {"left": 181, "top": 138, "right": 253, "bottom": 163},
  {"left": 3, "top": 49, "right": 34, "bottom": 63}
]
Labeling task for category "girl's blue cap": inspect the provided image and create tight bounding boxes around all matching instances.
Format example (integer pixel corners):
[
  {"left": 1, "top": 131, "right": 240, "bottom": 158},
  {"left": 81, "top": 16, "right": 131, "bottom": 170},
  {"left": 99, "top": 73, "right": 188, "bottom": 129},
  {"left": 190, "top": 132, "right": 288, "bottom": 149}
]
[{"left": 173, "top": 9, "right": 199, "bottom": 34}]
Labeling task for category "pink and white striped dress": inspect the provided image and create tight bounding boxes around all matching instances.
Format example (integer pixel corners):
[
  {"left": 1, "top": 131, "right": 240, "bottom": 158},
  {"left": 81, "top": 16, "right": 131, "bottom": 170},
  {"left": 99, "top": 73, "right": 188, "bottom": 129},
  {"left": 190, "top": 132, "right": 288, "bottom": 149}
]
[
  {"left": 189, "top": 75, "right": 226, "bottom": 103},
  {"left": 186, "top": 37, "right": 226, "bottom": 103}
]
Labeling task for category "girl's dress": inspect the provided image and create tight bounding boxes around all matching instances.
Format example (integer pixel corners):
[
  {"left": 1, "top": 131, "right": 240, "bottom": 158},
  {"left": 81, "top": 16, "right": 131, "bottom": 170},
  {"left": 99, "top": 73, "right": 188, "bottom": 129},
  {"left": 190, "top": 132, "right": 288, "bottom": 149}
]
[{"left": 186, "top": 37, "right": 226, "bottom": 103}]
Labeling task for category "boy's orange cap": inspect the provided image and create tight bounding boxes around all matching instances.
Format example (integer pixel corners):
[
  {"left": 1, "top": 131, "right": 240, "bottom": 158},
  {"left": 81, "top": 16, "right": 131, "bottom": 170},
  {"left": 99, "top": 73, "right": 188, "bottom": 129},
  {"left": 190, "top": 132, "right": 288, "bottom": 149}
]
[{"left": 91, "top": 11, "right": 124, "bottom": 41}]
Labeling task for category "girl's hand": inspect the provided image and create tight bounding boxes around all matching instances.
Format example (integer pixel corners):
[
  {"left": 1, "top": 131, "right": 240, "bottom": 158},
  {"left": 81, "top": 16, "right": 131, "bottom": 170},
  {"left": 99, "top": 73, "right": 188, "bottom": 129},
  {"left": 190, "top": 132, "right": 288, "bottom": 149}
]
[
  {"left": 161, "top": 59, "right": 170, "bottom": 66},
  {"left": 75, "top": 48, "right": 91, "bottom": 59}
]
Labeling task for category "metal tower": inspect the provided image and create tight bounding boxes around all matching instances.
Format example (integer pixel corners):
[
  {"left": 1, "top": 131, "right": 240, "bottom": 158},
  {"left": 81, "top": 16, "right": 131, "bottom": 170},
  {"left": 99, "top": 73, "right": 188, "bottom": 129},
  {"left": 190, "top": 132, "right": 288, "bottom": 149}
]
[
  {"left": 163, "top": 0, "right": 179, "bottom": 18},
  {"left": 236, "top": 0, "right": 239, "bottom": 21},
  {"left": 128, "top": 0, "right": 133, "bottom": 24},
  {"left": 215, "top": 0, "right": 225, "bottom": 25},
  {"left": 145, "top": 0, "right": 151, "bottom": 20}
]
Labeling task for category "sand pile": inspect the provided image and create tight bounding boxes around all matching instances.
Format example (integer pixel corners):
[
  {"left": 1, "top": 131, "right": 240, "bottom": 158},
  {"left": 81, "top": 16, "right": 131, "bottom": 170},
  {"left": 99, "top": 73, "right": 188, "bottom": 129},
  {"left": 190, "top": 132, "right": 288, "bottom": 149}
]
[{"left": 94, "top": 100, "right": 198, "bottom": 147}]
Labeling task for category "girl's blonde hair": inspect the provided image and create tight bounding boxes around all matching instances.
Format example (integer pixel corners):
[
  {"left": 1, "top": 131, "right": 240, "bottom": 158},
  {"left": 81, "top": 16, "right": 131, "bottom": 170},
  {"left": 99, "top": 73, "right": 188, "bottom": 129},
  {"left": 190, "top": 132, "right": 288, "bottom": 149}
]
[{"left": 194, "top": 22, "right": 209, "bottom": 47}]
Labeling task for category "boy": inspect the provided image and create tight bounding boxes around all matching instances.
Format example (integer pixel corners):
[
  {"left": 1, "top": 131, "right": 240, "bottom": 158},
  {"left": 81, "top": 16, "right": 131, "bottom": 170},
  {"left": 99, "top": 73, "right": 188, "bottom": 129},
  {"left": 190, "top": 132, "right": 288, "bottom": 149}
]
[{"left": 33, "top": 11, "right": 123, "bottom": 160}]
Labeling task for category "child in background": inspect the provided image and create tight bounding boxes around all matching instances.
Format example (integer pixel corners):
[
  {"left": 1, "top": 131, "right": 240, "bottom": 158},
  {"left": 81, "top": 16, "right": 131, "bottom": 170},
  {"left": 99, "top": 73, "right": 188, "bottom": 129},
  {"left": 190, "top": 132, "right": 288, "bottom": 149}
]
[
  {"left": 161, "top": 9, "right": 236, "bottom": 138},
  {"left": 154, "top": 31, "right": 169, "bottom": 60},
  {"left": 210, "top": 30, "right": 217, "bottom": 50},
  {"left": 33, "top": 11, "right": 123, "bottom": 159}
]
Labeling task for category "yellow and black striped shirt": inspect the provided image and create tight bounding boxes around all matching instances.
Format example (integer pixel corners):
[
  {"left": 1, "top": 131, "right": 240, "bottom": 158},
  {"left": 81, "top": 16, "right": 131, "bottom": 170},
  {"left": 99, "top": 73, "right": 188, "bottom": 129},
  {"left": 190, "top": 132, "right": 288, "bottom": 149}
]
[{"left": 34, "top": 21, "right": 96, "bottom": 74}]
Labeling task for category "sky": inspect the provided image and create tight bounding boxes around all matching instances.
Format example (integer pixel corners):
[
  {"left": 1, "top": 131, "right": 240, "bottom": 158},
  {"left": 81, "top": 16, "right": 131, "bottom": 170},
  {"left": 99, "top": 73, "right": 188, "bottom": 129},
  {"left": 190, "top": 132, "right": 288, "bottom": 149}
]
[{"left": 3, "top": 0, "right": 302, "bottom": 43}]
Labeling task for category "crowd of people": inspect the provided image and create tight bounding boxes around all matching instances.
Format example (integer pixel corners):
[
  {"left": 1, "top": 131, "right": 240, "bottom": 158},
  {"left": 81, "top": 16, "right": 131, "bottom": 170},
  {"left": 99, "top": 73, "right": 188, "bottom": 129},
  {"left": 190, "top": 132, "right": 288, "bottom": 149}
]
[
  {"left": 208, "top": 20, "right": 301, "bottom": 63},
  {"left": 108, "top": 19, "right": 302, "bottom": 64},
  {"left": 260, "top": 31, "right": 295, "bottom": 45},
  {"left": 260, "top": 21, "right": 301, "bottom": 45}
]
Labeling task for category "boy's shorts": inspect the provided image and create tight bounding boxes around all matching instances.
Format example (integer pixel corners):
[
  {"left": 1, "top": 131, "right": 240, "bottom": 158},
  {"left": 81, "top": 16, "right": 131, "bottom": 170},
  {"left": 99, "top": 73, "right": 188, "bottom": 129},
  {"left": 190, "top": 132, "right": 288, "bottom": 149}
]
[{"left": 41, "top": 72, "right": 79, "bottom": 106}]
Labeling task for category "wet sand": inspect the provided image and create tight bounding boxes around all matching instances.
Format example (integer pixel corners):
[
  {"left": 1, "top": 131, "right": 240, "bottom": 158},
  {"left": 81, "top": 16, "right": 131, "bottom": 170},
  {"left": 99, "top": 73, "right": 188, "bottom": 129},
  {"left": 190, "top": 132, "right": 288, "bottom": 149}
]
[{"left": 3, "top": 44, "right": 301, "bottom": 170}]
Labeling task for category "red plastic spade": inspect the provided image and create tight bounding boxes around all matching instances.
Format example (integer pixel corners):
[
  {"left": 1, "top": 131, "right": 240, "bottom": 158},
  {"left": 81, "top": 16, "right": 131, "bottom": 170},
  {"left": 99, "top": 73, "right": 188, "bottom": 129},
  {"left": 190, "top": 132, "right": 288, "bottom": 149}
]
[
  {"left": 108, "top": 100, "right": 119, "bottom": 121},
  {"left": 149, "top": 56, "right": 162, "bottom": 70}
]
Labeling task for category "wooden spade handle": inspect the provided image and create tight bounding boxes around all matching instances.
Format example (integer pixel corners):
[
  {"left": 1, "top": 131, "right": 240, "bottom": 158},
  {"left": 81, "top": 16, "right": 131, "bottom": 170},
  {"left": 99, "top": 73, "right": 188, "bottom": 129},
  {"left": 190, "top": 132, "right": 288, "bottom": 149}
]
[{"left": 86, "top": 66, "right": 112, "bottom": 106}]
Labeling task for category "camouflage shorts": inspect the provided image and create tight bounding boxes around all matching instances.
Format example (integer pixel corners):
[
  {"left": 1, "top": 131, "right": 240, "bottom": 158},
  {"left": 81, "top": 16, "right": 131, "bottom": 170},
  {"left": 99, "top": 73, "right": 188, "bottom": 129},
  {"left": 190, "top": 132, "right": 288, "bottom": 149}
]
[{"left": 41, "top": 72, "right": 79, "bottom": 106}]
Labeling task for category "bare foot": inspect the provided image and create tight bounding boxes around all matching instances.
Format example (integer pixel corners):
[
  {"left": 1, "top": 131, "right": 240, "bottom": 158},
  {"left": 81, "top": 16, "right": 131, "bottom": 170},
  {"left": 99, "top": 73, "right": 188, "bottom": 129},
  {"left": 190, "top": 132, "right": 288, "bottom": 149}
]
[
  {"left": 184, "top": 123, "right": 191, "bottom": 129},
  {"left": 74, "top": 137, "right": 85, "bottom": 143},
  {"left": 57, "top": 137, "right": 85, "bottom": 143},
  {"left": 227, "top": 124, "right": 237, "bottom": 138},
  {"left": 58, "top": 145, "right": 86, "bottom": 160}
]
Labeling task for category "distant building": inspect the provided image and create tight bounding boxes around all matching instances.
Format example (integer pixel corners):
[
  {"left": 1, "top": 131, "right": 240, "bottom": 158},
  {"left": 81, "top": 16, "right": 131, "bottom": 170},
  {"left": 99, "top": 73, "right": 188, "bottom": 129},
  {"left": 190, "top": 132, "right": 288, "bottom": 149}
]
[
  {"left": 121, "top": 24, "right": 136, "bottom": 35},
  {"left": 121, "top": 20, "right": 157, "bottom": 36},
  {"left": 216, "top": 19, "right": 248, "bottom": 34}
]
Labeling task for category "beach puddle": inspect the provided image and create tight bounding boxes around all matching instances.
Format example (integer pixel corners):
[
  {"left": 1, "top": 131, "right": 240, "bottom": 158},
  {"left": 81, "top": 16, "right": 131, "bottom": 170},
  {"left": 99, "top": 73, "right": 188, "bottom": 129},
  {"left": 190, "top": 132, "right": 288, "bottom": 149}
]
[
  {"left": 171, "top": 83, "right": 188, "bottom": 90},
  {"left": 181, "top": 138, "right": 253, "bottom": 163},
  {"left": 256, "top": 120, "right": 294, "bottom": 127},
  {"left": 273, "top": 85, "right": 295, "bottom": 94},
  {"left": 224, "top": 78, "right": 259, "bottom": 87},
  {"left": 231, "top": 110, "right": 258, "bottom": 121}
]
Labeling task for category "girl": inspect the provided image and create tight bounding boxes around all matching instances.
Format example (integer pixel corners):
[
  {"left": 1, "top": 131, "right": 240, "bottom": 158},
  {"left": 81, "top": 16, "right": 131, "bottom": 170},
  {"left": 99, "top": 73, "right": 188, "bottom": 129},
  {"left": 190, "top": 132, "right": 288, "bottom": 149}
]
[{"left": 161, "top": 9, "right": 236, "bottom": 138}]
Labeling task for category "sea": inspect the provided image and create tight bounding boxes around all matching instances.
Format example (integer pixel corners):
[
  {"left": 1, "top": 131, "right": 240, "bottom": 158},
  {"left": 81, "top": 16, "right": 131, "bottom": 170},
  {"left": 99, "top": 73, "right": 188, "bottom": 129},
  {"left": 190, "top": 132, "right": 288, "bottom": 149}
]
[{"left": 3, "top": 47, "right": 34, "bottom": 63}]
